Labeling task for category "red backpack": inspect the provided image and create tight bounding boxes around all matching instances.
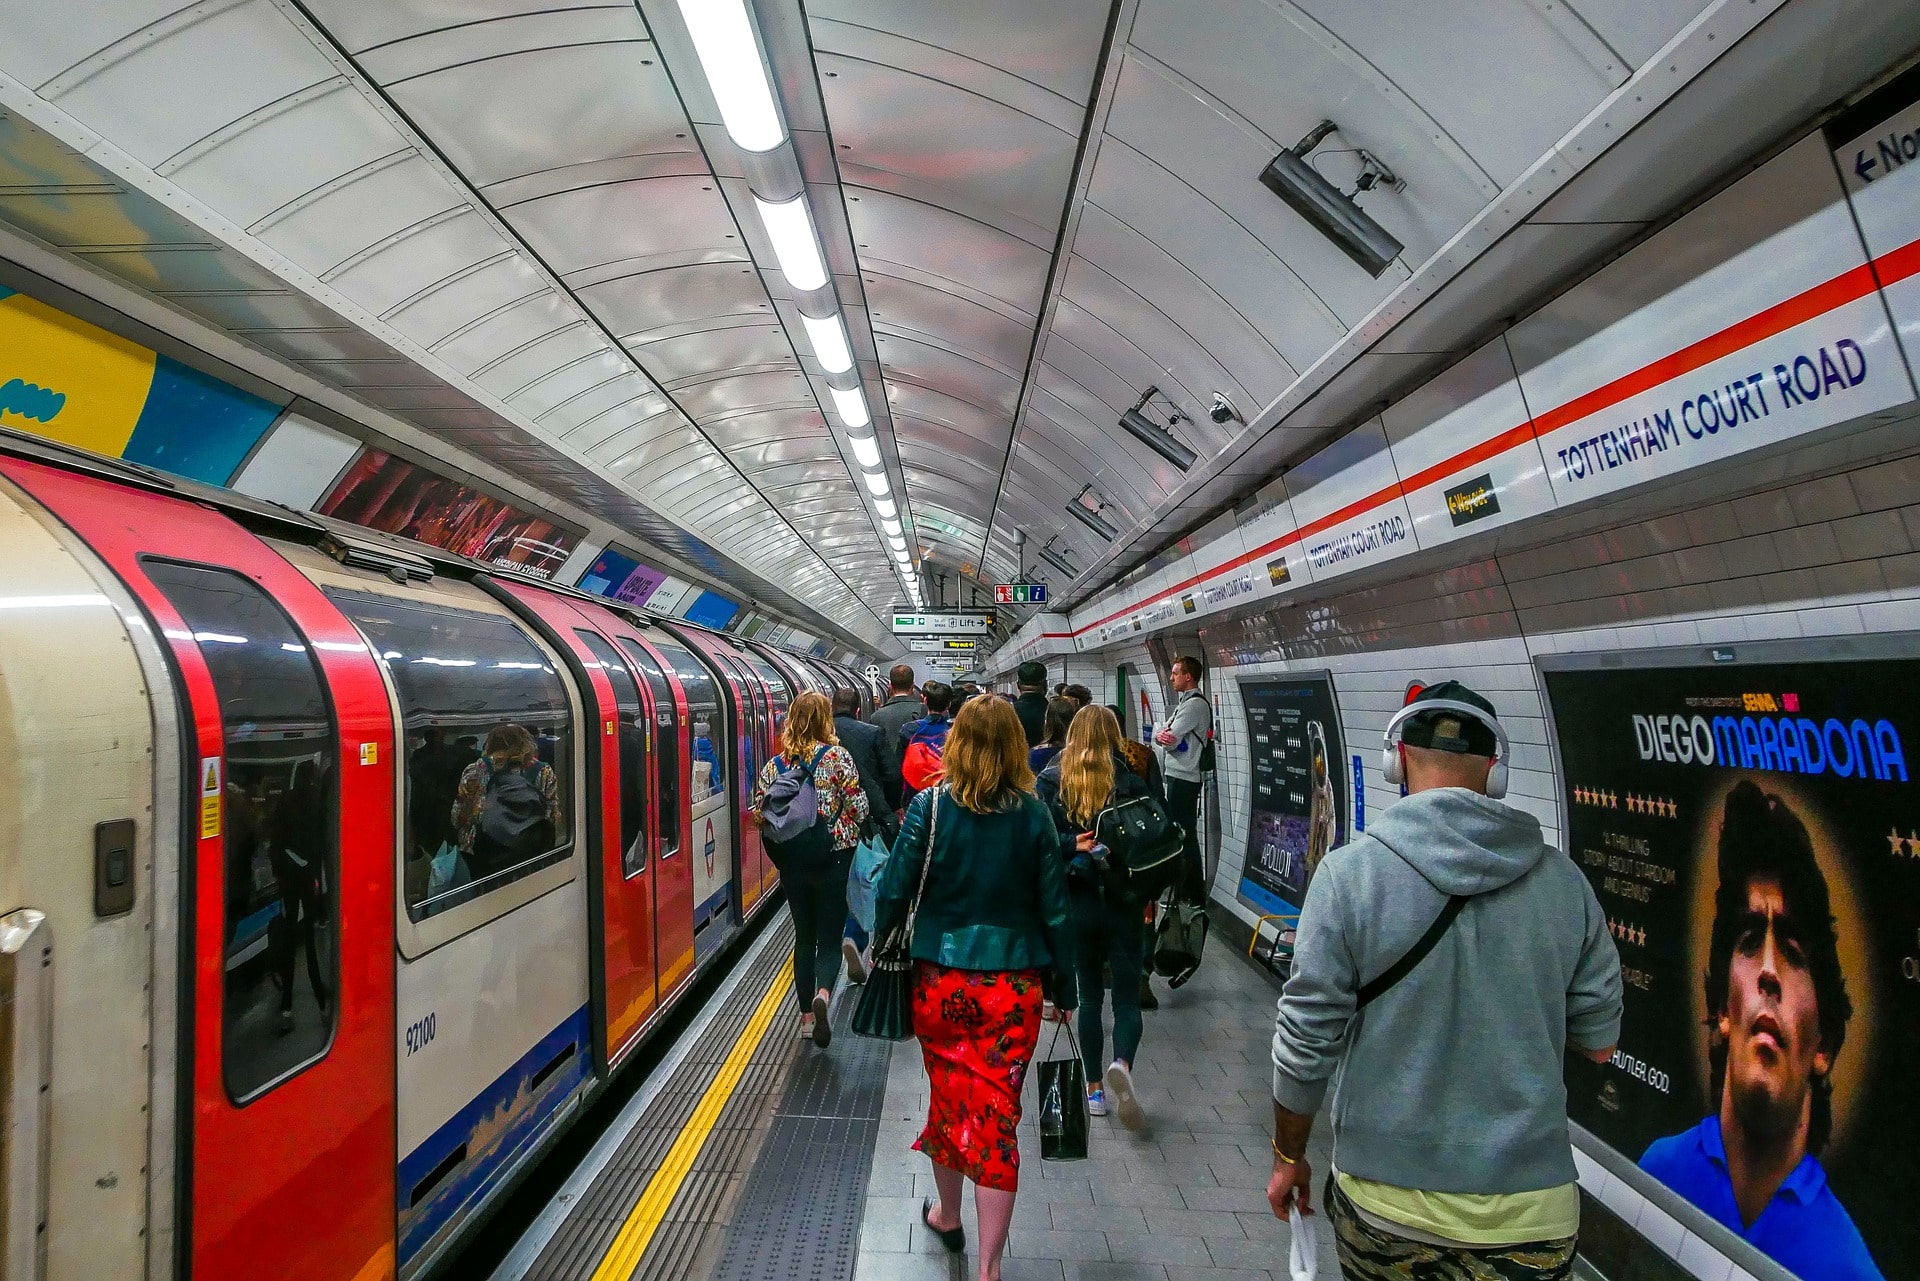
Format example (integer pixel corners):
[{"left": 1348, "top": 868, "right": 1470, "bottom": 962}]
[{"left": 901, "top": 717, "right": 951, "bottom": 792}]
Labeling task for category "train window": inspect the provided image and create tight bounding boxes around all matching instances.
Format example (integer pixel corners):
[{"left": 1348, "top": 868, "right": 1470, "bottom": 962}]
[
  {"left": 616, "top": 639, "right": 680, "bottom": 860},
  {"left": 652, "top": 640, "right": 723, "bottom": 805},
  {"left": 143, "top": 560, "right": 339, "bottom": 1102},
  {"left": 328, "top": 592, "right": 572, "bottom": 921},
  {"left": 576, "top": 631, "right": 648, "bottom": 877}
]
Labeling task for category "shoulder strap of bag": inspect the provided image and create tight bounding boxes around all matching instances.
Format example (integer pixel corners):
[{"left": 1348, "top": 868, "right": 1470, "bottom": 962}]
[
  {"left": 1356, "top": 895, "right": 1467, "bottom": 1008},
  {"left": 903, "top": 787, "right": 942, "bottom": 938},
  {"left": 1355, "top": 825, "right": 1472, "bottom": 1009}
]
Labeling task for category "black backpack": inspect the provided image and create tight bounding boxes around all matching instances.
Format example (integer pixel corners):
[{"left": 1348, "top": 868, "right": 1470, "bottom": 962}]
[
  {"left": 476, "top": 761, "right": 552, "bottom": 864},
  {"left": 1093, "top": 793, "right": 1185, "bottom": 902},
  {"left": 1184, "top": 693, "right": 1217, "bottom": 773}
]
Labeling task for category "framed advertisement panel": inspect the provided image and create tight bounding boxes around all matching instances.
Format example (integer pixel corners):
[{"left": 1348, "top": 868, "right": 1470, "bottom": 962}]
[
  {"left": 1235, "top": 672, "right": 1347, "bottom": 917},
  {"left": 1540, "top": 640, "right": 1919, "bottom": 1281}
]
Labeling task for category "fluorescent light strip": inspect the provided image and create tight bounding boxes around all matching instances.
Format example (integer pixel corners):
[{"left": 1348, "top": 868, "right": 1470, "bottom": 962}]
[
  {"left": 754, "top": 196, "right": 828, "bottom": 291},
  {"left": 849, "top": 434, "right": 881, "bottom": 469},
  {"left": 675, "top": 0, "right": 784, "bottom": 152},
  {"left": 863, "top": 470, "right": 890, "bottom": 497},
  {"left": 801, "top": 312, "right": 853, "bottom": 373},
  {"left": 829, "top": 385, "right": 869, "bottom": 428},
  {"left": 881, "top": 518, "right": 901, "bottom": 536},
  {"left": 874, "top": 497, "right": 896, "bottom": 518}
]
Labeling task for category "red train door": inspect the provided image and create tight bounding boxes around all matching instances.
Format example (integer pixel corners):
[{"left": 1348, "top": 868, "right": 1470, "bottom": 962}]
[
  {"left": 488, "top": 581, "right": 661, "bottom": 1069},
  {"left": 707, "top": 646, "right": 773, "bottom": 915},
  {"left": 1, "top": 459, "right": 396, "bottom": 1281},
  {"left": 604, "top": 627, "right": 696, "bottom": 1001}
]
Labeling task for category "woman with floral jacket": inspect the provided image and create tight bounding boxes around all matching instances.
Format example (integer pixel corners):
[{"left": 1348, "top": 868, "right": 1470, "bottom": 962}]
[{"left": 751, "top": 690, "right": 868, "bottom": 1046}]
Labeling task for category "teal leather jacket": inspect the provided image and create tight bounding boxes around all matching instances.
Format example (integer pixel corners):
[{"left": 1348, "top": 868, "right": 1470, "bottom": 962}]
[{"left": 875, "top": 787, "right": 1076, "bottom": 1009}]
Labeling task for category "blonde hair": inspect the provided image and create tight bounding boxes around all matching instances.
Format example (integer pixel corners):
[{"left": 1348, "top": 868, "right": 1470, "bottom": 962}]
[
  {"left": 943, "top": 696, "right": 1033, "bottom": 814},
  {"left": 484, "top": 723, "right": 539, "bottom": 765},
  {"left": 1059, "top": 705, "right": 1123, "bottom": 827},
  {"left": 780, "top": 690, "right": 837, "bottom": 761}
]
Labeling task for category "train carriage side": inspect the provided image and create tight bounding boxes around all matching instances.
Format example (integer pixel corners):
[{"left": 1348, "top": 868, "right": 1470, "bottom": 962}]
[{"left": 0, "top": 455, "right": 403, "bottom": 1281}]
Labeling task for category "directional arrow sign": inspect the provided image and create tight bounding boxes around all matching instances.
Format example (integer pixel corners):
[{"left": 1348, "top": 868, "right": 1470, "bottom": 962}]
[{"left": 1833, "top": 91, "right": 1920, "bottom": 194}]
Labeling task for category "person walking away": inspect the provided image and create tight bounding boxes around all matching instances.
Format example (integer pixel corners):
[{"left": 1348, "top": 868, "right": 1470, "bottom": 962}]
[
  {"left": 899, "top": 682, "right": 956, "bottom": 806},
  {"left": 1153, "top": 656, "right": 1211, "bottom": 904},
  {"left": 751, "top": 690, "right": 869, "bottom": 1047},
  {"left": 1266, "top": 681, "right": 1623, "bottom": 1279},
  {"left": 1027, "top": 696, "right": 1077, "bottom": 775},
  {"left": 874, "top": 697, "right": 1075, "bottom": 1281},
  {"left": 1036, "top": 706, "right": 1151, "bottom": 1129},
  {"left": 1011, "top": 660, "right": 1050, "bottom": 747},
  {"left": 833, "top": 686, "right": 898, "bottom": 981},
  {"left": 869, "top": 664, "right": 924, "bottom": 809},
  {"left": 1063, "top": 683, "right": 1093, "bottom": 711}
]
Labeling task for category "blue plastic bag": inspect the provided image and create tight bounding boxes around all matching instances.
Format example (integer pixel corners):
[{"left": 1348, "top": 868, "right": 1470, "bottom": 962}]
[{"left": 846, "top": 834, "right": 888, "bottom": 933}]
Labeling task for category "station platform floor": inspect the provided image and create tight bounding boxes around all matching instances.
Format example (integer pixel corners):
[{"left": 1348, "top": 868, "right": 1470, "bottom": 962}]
[{"left": 495, "top": 906, "right": 1337, "bottom": 1281}]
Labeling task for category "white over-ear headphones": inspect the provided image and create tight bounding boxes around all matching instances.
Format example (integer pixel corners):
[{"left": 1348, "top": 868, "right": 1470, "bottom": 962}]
[{"left": 1381, "top": 698, "right": 1510, "bottom": 799}]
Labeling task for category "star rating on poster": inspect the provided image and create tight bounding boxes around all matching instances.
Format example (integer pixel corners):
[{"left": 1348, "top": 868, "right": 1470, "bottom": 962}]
[
  {"left": 1888, "top": 828, "right": 1920, "bottom": 859},
  {"left": 1608, "top": 918, "right": 1647, "bottom": 948},
  {"left": 1571, "top": 786, "right": 1676, "bottom": 817}
]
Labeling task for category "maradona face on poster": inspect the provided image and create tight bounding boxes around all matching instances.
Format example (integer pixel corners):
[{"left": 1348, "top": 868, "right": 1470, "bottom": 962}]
[{"left": 1547, "top": 657, "right": 1917, "bottom": 1281}]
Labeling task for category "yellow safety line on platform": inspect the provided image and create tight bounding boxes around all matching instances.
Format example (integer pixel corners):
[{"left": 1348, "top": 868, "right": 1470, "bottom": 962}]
[{"left": 590, "top": 957, "right": 794, "bottom": 1281}]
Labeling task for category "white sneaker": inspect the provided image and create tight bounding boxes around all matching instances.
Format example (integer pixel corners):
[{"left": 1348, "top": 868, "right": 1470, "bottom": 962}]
[
  {"left": 1105, "top": 1060, "right": 1145, "bottom": 1130},
  {"left": 842, "top": 937, "right": 867, "bottom": 984},
  {"left": 1085, "top": 1086, "right": 1109, "bottom": 1117}
]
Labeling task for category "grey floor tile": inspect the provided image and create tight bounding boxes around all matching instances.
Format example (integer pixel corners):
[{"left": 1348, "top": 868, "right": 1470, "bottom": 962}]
[
  {"left": 1179, "top": 1186, "right": 1270, "bottom": 1214},
  {"left": 860, "top": 1219, "right": 912, "bottom": 1253},
  {"left": 1049, "top": 1203, "right": 1151, "bottom": 1233},
  {"left": 1166, "top": 1267, "right": 1274, "bottom": 1281},
  {"left": 1007, "top": 1228, "right": 1113, "bottom": 1262},
  {"left": 1062, "top": 1264, "right": 1170, "bottom": 1281},
  {"left": 1106, "top": 1230, "right": 1213, "bottom": 1266},
  {"left": 853, "top": 1250, "right": 968, "bottom": 1281},
  {"left": 1203, "top": 1236, "right": 1286, "bottom": 1272},
  {"left": 998, "top": 1260, "right": 1068, "bottom": 1281},
  {"left": 1088, "top": 1179, "right": 1187, "bottom": 1209},
  {"left": 1141, "top": 1208, "right": 1248, "bottom": 1238}
]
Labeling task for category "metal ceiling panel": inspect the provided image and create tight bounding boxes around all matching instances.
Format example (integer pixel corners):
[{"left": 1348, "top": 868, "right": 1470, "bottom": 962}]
[
  {"left": 864, "top": 273, "right": 1033, "bottom": 372},
  {"left": 326, "top": 210, "right": 509, "bottom": 317},
  {"left": 671, "top": 370, "right": 815, "bottom": 421},
  {"left": 256, "top": 155, "right": 464, "bottom": 276},
  {"left": 511, "top": 176, "right": 740, "bottom": 279},
  {"left": 582, "top": 264, "right": 771, "bottom": 340},
  {"left": 871, "top": 335, "right": 1020, "bottom": 419},
  {"left": 844, "top": 188, "right": 1050, "bottom": 317},
  {"left": 432, "top": 299, "right": 582, "bottom": 376},
  {"left": 383, "top": 254, "right": 548, "bottom": 350},
  {"left": 535, "top": 372, "right": 659, "bottom": 435},
  {"left": 636, "top": 322, "right": 797, "bottom": 384}
]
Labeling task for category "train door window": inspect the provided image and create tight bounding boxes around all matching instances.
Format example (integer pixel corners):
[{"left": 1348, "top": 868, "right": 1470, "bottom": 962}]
[
  {"left": 577, "top": 631, "right": 648, "bottom": 877},
  {"left": 715, "top": 652, "right": 763, "bottom": 786},
  {"left": 616, "top": 639, "right": 680, "bottom": 859},
  {"left": 328, "top": 591, "right": 572, "bottom": 921},
  {"left": 652, "top": 641, "right": 723, "bottom": 804},
  {"left": 143, "top": 560, "right": 339, "bottom": 1101}
]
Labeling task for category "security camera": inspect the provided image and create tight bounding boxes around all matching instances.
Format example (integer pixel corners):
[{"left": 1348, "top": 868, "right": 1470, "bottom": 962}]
[{"left": 1209, "top": 392, "right": 1239, "bottom": 425}]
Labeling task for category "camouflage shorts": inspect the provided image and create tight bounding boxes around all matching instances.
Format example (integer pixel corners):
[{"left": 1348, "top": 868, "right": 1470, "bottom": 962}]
[{"left": 1327, "top": 1179, "right": 1577, "bottom": 1281}]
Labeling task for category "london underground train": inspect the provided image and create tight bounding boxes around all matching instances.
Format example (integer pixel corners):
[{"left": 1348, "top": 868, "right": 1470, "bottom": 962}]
[{"left": 0, "top": 430, "right": 874, "bottom": 1281}]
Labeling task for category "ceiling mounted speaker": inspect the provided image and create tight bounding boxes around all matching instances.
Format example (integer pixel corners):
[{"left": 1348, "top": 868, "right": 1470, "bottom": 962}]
[
  {"left": 1118, "top": 386, "right": 1197, "bottom": 470},
  {"left": 1259, "top": 120, "right": 1403, "bottom": 278}
]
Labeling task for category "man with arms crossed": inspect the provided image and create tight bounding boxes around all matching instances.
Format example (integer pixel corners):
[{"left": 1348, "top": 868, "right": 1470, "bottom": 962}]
[
  {"left": 1153, "top": 655, "right": 1211, "bottom": 903},
  {"left": 1267, "top": 682, "right": 1622, "bottom": 1279}
]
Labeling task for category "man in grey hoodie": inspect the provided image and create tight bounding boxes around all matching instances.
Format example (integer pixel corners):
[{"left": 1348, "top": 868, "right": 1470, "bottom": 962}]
[{"left": 1266, "top": 681, "right": 1622, "bottom": 1280}]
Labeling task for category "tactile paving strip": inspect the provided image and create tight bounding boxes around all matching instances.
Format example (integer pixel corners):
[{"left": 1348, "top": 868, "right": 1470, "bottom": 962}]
[
  {"left": 524, "top": 923, "right": 797, "bottom": 1281},
  {"left": 704, "top": 997, "right": 893, "bottom": 1281}
]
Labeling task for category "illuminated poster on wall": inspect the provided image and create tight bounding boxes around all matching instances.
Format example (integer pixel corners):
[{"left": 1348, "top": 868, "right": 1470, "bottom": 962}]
[
  {"left": 577, "top": 547, "right": 668, "bottom": 605},
  {"left": 1236, "top": 674, "right": 1346, "bottom": 917},
  {"left": 682, "top": 591, "right": 740, "bottom": 630},
  {"left": 1546, "top": 655, "right": 1917, "bottom": 1281},
  {"left": 317, "top": 449, "right": 578, "bottom": 578},
  {"left": 0, "top": 284, "right": 282, "bottom": 484}
]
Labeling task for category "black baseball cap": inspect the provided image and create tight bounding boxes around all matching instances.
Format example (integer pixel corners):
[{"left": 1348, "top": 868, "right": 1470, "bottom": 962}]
[{"left": 1401, "top": 680, "right": 1499, "bottom": 756}]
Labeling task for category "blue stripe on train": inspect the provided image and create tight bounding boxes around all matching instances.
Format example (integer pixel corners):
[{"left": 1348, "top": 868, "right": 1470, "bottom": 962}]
[{"left": 396, "top": 1004, "right": 592, "bottom": 1266}]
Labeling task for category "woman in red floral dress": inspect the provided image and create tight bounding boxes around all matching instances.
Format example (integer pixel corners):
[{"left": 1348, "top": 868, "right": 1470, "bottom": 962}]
[{"left": 874, "top": 696, "right": 1076, "bottom": 1281}]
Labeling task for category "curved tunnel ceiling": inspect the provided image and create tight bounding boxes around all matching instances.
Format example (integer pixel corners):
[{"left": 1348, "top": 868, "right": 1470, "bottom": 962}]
[{"left": 0, "top": 0, "right": 1914, "bottom": 646}]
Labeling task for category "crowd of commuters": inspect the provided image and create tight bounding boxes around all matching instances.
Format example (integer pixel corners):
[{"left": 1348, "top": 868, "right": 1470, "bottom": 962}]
[{"left": 739, "top": 654, "right": 1633, "bottom": 1280}]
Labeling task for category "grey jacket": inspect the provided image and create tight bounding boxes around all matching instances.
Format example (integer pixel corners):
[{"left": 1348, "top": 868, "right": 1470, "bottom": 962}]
[
  {"left": 1156, "top": 692, "right": 1211, "bottom": 782},
  {"left": 1271, "top": 787, "right": 1622, "bottom": 1195},
  {"left": 867, "top": 693, "right": 924, "bottom": 808}
]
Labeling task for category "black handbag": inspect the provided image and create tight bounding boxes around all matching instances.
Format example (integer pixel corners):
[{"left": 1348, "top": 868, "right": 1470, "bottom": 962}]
[
  {"left": 1037, "top": 1020, "right": 1089, "bottom": 1162},
  {"left": 851, "top": 789, "right": 941, "bottom": 1040}
]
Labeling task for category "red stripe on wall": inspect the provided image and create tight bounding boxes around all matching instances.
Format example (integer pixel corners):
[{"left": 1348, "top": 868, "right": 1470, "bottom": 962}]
[{"left": 1070, "top": 240, "right": 1914, "bottom": 640}]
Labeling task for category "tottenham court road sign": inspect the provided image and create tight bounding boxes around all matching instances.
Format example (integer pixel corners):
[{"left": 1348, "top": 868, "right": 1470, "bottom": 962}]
[{"left": 891, "top": 611, "right": 993, "bottom": 636}]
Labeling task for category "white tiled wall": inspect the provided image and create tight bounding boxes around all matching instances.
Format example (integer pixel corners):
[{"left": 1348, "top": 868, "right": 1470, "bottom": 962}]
[{"left": 1074, "top": 441, "right": 1920, "bottom": 1281}]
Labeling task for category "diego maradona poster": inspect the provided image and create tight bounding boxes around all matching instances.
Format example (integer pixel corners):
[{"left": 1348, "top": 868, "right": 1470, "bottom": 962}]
[{"left": 1545, "top": 654, "right": 1918, "bottom": 1281}]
